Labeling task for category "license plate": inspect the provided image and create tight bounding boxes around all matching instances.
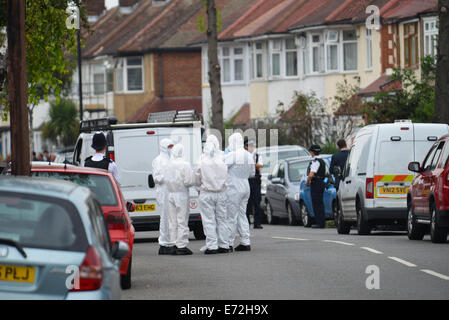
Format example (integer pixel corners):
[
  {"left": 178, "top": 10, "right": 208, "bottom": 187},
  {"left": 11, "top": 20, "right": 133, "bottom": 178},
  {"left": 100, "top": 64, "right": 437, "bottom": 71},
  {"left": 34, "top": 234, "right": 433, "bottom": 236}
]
[
  {"left": 135, "top": 204, "right": 156, "bottom": 212},
  {"left": 0, "top": 265, "right": 35, "bottom": 283},
  {"left": 378, "top": 187, "right": 408, "bottom": 194}
]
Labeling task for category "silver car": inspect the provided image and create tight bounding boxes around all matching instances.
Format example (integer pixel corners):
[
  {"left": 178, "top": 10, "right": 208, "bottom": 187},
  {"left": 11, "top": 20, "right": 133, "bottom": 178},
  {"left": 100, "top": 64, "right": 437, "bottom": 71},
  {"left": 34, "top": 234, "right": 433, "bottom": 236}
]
[{"left": 0, "top": 176, "right": 129, "bottom": 300}]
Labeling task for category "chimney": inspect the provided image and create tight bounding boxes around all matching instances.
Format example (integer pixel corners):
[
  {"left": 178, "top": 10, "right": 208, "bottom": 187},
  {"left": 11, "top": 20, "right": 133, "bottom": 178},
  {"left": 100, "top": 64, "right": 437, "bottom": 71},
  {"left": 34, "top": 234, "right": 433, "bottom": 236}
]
[{"left": 86, "top": 0, "right": 106, "bottom": 16}]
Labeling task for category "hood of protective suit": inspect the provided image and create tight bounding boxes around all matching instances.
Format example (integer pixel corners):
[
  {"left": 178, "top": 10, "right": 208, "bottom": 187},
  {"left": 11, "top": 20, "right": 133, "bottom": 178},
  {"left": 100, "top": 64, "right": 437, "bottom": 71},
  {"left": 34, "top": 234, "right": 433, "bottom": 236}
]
[
  {"left": 206, "top": 135, "right": 220, "bottom": 151},
  {"left": 159, "top": 138, "right": 173, "bottom": 155},
  {"left": 228, "top": 133, "right": 244, "bottom": 152},
  {"left": 171, "top": 144, "right": 184, "bottom": 160},
  {"left": 203, "top": 141, "right": 215, "bottom": 158}
]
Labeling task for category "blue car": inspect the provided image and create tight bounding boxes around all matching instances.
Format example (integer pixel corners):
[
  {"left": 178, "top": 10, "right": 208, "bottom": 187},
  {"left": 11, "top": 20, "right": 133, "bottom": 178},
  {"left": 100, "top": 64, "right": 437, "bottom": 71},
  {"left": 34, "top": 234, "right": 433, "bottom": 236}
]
[{"left": 298, "top": 155, "right": 337, "bottom": 227}]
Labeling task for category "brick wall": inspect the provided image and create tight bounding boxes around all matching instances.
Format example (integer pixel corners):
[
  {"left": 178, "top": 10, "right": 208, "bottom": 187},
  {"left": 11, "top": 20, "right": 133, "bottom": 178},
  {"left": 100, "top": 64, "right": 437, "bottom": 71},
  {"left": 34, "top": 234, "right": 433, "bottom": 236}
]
[
  {"left": 380, "top": 23, "right": 400, "bottom": 74},
  {"left": 154, "top": 51, "right": 202, "bottom": 98}
]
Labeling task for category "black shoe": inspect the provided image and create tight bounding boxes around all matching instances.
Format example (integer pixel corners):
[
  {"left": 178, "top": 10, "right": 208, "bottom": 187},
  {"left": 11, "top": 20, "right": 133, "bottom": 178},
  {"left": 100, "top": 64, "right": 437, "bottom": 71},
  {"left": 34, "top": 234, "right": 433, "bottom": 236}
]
[
  {"left": 159, "top": 245, "right": 176, "bottom": 255},
  {"left": 217, "top": 247, "right": 230, "bottom": 253},
  {"left": 175, "top": 247, "right": 193, "bottom": 255},
  {"left": 205, "top": 249, "right": 218, "bottom": 255},
  {"left": 254, "top": 225, "right": 263, "bottom": 229},
  {"left": 234, "top": 244, "right": 251, "bottom": 252}
]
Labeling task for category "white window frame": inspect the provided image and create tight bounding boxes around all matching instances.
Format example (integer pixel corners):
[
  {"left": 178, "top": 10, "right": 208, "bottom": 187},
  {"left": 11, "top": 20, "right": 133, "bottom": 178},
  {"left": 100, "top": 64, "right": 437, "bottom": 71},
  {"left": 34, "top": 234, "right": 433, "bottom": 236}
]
[
  {"left": 219, "top": 46, "right": 246, "bottom": 84},
  {"left": 285, "top": 37, "right": 298, "bottom": 77},
  {"left": 342, "top": 29, "right": 358, "bottom": 72},
  {"left": 270, "top": 39, "right": 282, "bottom": 78},
  {"left": 253, "top": 42, "right": 265, "bottom": 80},
  {"left": 325, "top": 31, "right": 339, "bottom": 72},
  {"left": 92, "top": 64, "right": 106, "bottom": 96},
  {"left": 423, "top": 17, "right": 438, "bottom": 58},
  {"left": 310, "top": 33, "right": 324, "bottom": 74},
  {"left": 366, "top": 28, "right": 373, "bottom": 71},
  {"left": 115, "top": 56, "right": 144, "bottom": 93}
]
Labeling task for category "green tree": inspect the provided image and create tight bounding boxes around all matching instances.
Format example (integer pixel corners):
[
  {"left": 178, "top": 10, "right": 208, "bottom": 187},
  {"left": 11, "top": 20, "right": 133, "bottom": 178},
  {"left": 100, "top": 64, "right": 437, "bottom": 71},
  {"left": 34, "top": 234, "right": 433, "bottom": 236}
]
[
  {"left": 0, "top": 0, "right": 88, "bottom": 119},
  {"left": 363, "top": 56, "right": 436, "bottom": 124},
  {"left": 42, "top": 99, "right": 79, "bottom": 147}
]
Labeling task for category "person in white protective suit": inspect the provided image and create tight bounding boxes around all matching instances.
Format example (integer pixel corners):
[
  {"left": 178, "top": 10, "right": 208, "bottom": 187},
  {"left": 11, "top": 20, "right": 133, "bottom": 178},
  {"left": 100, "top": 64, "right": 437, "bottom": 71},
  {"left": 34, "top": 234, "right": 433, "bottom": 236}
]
[
  {"left": 224, "top": 133, "right": 255, "bottom": 252},
  {"left": 152, "top": 138, "right": 175, "bottom": 255},
  {"left": 166, "top": 144, "right": 196, "bottom": 255},
  {"left": 194, "top": 141, "right": 229, "bottom": 254},
  {"left": 205, "top": 134, "right": 224, "bottom": 160}
]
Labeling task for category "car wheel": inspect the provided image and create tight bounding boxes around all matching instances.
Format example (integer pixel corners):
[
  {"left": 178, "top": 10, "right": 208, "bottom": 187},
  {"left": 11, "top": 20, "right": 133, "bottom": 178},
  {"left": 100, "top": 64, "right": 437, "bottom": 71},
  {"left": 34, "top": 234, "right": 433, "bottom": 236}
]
[
  {"left": 335, "top": 200, "right": 351, "bottom": 235},
  {"left": 430, "top": 204, "right": 448, "bottom": 243},
  {"left": 407, "top": 203, "right": 425, "bottom": 240},
  {"left": 300, "top": 201, "right": 312, "bottom": 228},
  {"left": 193, "top": 224, "right": 206, "bottom": 240},
  {"left": 120, "top": 256, "right": 132, "bottom": 290},
  {"left": 266, "top": 201, "right": 278, "bottom": 225},
  {"left": 356, "top": 200, "right": 371, "bottom": 235},
  {"left": 287, "top": 202, "right": 298, "bottom": 226}
]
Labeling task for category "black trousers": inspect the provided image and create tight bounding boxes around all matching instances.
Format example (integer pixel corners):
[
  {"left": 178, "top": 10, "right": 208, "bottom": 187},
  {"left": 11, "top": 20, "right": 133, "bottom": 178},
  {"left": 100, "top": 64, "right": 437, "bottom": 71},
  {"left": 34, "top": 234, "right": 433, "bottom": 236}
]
[
  {"left": 246, "top": 178, "right": 262, "bottom": 226},
  {"left": 310, "top": 179, "right": 325, "bottom": 227}
]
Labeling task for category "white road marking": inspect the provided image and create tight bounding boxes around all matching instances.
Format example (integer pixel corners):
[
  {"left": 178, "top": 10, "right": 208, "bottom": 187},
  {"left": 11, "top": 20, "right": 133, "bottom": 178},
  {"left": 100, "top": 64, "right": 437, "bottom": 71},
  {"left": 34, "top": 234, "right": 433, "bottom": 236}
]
[
  {"left": 420, "top": 269, "right": 449, "bottom": 281},
  {"left": 272, "top": 236, "right": 309, "bottom": 241},
  {"left": 322, "top": 240, "right": 355, "bottom": 246},
  {"left": 360, "top": 247, "right": 383, "bottom": 254},
  {"left": 388, "top": 257, "right": 417, "bottom": 267}
]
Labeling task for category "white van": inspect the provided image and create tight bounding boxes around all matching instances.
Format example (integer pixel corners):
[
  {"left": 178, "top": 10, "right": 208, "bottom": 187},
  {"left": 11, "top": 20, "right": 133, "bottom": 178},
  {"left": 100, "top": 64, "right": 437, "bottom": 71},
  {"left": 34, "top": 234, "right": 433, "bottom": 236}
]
[
  {"left": 72, "top": 112, "right": 206, "bottom": 239},
  {"left": 335, "top": 120, "right": 449, "bottom": 235}
]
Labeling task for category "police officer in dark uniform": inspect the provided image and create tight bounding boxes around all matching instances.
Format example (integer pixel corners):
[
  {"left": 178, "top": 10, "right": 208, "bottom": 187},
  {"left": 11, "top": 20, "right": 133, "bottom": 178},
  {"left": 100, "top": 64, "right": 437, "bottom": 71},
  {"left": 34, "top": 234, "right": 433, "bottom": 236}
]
[
  {"left": 245, "top": 139, "right": 263, "bottom": 229},
  {"left": 84, "top": 132, "right": 119, "bottom": 181},
  {"left": 306, "top": 144, "right": 326, "bottom": 229}
]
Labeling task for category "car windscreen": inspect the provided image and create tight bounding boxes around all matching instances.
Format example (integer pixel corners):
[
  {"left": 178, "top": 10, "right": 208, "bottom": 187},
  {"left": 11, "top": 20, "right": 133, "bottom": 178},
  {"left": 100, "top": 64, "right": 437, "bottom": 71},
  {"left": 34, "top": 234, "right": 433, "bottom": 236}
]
[
  {"left": 288, "top": 161, "right": 310, "bottom": 182},
  {"left": 261, "top": 150, "right": 309, "bottom": 175},
  {"left": 32, "top": 172, "right": 118, "bottom": 207},
  {"left": 0, "top": 192, "right": 88, "bottom": 252}
]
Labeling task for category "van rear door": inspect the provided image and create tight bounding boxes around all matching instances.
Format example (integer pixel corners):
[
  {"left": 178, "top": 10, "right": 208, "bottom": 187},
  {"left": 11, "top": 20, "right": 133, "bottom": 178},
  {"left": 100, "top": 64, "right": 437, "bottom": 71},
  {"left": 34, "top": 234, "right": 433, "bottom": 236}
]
[
  {"left": 413, "top": 123, "right": 449, "bottom": 165},
  {"left": 374, "top": 124, "right": 415, "bottom": 208}
]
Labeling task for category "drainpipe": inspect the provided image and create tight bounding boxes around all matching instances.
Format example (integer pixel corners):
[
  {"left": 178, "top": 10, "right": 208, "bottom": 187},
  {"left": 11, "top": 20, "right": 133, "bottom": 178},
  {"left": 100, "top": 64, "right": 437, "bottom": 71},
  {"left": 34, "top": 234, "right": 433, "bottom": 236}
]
[{"left": 158, "top": 52, "right": 163, "bottom": 99}]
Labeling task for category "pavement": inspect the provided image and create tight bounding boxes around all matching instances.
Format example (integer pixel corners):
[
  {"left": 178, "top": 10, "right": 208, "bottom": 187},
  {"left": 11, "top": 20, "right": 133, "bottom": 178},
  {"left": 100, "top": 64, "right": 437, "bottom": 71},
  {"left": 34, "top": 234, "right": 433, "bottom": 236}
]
[{"left": 122, "top": 225, "right": 449, "bottom": 300}]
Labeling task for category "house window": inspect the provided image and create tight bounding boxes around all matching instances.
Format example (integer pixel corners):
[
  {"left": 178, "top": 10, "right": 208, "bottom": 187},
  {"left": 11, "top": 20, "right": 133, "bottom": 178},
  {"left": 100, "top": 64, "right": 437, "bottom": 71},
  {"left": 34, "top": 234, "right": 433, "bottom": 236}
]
[
  {"left": 234, "top": 47, "right": 244, "bottom": 81},
  {"left": 254, "top": 42, "right": 264, "bottom": 79},
  {"left": 221, "top": 47, "right": 231, "bottom": 83},
  {"left": 93, "top": 64, "right": 105, "bottom": 95},
  {"left": 424, "top": 19, "right": 438, "bottom": 58},
  {"left": 404, "top": 22, "right": 418, "bottom": 68},
  {"left": 311, "top": 34, "right": 324, "bottom": 73},
  {"left": 285, "top": 38, "right": 298, "bottom": 76},
  {"left": 115, "top": 57, "right": 144, "bottom": 92},
  {"left": 326, "top": 31, "right": 339, "bottom": 72},
  {"left": 343, "top": 30, "right": 358, "bottom": 71},
  {"left": 271, "top": 39, "right": 282, "bottom": 76},
  {"left": 219, "top": 46, "right": 245, "bottom": 83},
  {"left": 366, "top": 28, "right": 373, "bottom": 70}
]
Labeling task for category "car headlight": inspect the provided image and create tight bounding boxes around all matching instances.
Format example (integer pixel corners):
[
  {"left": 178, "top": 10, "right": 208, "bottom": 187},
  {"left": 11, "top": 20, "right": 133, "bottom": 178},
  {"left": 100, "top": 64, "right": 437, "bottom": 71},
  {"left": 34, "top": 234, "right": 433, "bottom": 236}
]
[{"left": 294, "top": 193, "right": 299, "bottom": 201}]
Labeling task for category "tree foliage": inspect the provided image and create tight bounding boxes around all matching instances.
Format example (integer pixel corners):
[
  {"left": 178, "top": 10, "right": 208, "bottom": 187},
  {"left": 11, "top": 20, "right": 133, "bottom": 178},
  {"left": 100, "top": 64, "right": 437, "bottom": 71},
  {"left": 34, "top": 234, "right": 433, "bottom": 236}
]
[
  {"left": 0, "top": 0, "right": 88, "bottom": 119},
  {"left": 363, "top": 56, "right": 436, "bottom": 124},
  {"left": 42, "top": 98, "right": 79, "bottom": 147}
]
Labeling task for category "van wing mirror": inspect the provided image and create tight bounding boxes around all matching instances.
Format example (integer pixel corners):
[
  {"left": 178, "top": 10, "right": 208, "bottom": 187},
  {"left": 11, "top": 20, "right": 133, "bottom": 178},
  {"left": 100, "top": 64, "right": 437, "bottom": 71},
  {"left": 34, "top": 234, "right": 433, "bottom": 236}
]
[
  {"left": 408, "top": 162, "right": 422, "bottom": 173},
  {"left": 148, "top": 174, "right": 155, "bottom": 188}
]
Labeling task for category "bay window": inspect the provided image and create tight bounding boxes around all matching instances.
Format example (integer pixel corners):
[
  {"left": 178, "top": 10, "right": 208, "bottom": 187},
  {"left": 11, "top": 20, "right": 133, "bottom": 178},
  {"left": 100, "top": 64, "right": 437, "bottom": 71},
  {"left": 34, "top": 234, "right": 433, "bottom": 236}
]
[
  {"left": 366, "top": 28, "right": 373, "bottom": 70},
  {"left": 285, "top": 38, "right": 298, "bottom": 76},
  {"left": 343, "top": 30, "right": 358, "bottom": 71},
  {"left": 424, "top": 19, "right": 438, "bottom": 58},
  {"left": 271, "top": 39, "right": 282, "bottom": 77},
  {"left": 404, "top": 22, "right": 418, "bottom": 69},
  {"left": 115, "top": 57, "right": 143, "bottom": 92}
]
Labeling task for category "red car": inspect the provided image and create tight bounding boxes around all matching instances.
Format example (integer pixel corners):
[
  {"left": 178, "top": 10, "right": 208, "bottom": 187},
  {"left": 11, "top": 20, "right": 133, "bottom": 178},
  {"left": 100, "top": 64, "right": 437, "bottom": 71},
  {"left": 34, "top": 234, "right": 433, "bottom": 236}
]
[
  {"left": 28, "top": 162, "right": 135, "bottom": 288},
  {"left": 407, "top": 135, "right": 449, "bottom": 243}
]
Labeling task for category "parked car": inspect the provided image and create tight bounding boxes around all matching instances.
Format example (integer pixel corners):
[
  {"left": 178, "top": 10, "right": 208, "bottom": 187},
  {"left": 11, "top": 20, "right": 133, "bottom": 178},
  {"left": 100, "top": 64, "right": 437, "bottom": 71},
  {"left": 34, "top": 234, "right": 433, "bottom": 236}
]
[
  {"left": 27, "top": 162, "right": 135, "bottom": 289},
  {"left": 407, "top": 134, "right": 449, "bottom": 243},
  {"left": 334, "top": 120, "right": 449, "bottom": 235},
  {"left": 257, "top": 145, "right": 310, "bottom": 213},
  {"left": 72, "top": 113, "right": 205, "bottom": 239},
  {"left": 265, "top": 155, "right": 336, "bottom": 226},
  {"left": 298, "top": 155, "right": 337, "bottom": 227},
  {"left": 0, "top": 176, "right": 128, "bottom": 299}
]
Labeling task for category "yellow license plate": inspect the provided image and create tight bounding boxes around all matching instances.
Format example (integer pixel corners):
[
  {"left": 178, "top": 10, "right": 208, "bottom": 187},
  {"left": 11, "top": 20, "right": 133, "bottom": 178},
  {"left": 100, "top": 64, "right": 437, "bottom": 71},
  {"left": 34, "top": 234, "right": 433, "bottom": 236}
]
[
  {"left": 135, "top": 204, "right": 156, "bottom": 212},
  {"left": 379, "top": 187, "right": 409, "bottom": 194},
  {"left": 0, "top": 265, "right": 35, "bottom": 283}
]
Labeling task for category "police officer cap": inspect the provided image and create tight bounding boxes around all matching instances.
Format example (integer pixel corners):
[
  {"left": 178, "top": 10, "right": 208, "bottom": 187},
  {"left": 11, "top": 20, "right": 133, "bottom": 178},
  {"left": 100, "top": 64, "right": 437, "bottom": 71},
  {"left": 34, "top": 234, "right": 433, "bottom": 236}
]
[
  {"left": 309, "top": 144, "right": 321, "bottom": 154},
  {"left": 91, "top": 132, "right": 107, "bottom": 150}
]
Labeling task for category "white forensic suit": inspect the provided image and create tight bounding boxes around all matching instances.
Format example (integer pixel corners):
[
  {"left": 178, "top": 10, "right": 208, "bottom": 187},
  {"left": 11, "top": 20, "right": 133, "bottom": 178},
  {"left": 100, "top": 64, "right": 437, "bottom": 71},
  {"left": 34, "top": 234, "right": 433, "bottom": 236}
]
[
  {"left": 205, "top": 134, "right": 224, "bottom": 160},
  {"left": 224, "top": 133, "right": 255, "bottom": 248},
  {"left": 152, "top": 138, "right": 173, "bottom": 249},
  {"left": 165, "top": 144, "right": 196, "bottom": 250},
  {"left": 194, "top": 141, "right": 228, "bottom": 251}
]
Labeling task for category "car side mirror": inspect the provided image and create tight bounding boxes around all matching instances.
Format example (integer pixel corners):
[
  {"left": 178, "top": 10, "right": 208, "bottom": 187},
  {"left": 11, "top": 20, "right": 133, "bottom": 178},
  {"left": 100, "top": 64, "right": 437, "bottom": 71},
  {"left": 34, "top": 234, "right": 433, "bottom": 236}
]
[
  {"left": 148, "top": 174, "right": 155, "bottom": 188},
  {"left": 111, "top": 241, "right": 129, "bottom": 260},
  {"left": 126, "top": 202, "right": 135, "bottom": 212},
  {"left": 408, "top": 162, "right": 422, "bottom": 173}
]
